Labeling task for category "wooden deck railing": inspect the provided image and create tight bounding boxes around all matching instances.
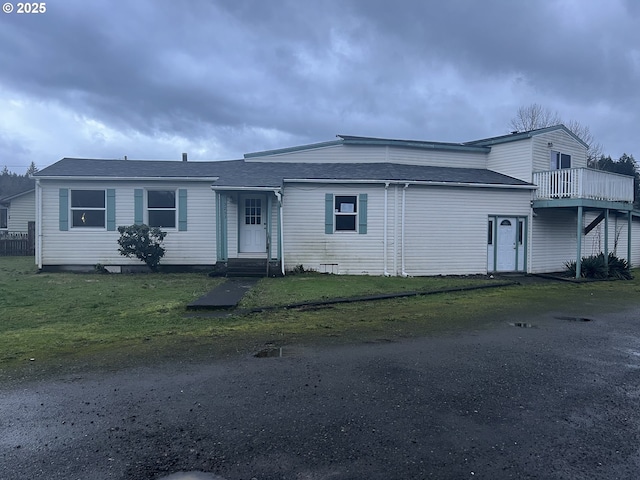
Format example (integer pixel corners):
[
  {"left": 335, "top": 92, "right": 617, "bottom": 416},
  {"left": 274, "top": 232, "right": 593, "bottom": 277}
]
[{"left": 533, "top": 168, "right": 634, "bottom": 202}]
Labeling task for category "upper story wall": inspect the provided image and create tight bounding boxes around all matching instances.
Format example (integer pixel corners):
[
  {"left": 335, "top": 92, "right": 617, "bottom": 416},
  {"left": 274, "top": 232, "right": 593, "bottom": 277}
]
[
  {"left": 532, "top": 129, "right": 588, "bottom": 172},
  {"left": 248, "top": 143, "right": 488, "bottom": 169},
  {"left": 486, "top": 139, "right": 533, "bottom": 183}
]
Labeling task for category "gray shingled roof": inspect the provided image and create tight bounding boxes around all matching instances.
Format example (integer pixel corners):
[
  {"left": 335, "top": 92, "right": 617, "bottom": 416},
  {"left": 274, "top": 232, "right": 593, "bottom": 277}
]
[{"left": 34, "top": 158, "right": 533, "bottom": 188}]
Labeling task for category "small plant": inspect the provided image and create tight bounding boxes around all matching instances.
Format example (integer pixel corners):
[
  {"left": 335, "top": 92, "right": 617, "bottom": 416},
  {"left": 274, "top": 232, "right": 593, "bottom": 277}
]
[
  {"left": 94, "top": 263, "right": 109, "bottom": 274},
  {"left": 565, "top": 253, "right": 632, "bottom": 280},
  {"left": 117, "top": 224, "right": 167, "bottom": 271},
  {"left": 607, "top": 253, "right": 633, "bottom": 280}
]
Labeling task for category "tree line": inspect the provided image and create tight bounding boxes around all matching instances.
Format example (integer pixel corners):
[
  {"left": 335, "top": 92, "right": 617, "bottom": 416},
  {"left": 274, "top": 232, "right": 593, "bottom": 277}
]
[{"left": 0, "top": 162, "right": 37, "bottom": 199}]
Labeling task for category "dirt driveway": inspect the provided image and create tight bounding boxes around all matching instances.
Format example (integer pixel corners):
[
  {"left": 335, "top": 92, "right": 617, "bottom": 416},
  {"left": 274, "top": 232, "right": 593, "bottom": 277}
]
[{"left": 2, "top": 308, "right": 640, "bottom": 479}]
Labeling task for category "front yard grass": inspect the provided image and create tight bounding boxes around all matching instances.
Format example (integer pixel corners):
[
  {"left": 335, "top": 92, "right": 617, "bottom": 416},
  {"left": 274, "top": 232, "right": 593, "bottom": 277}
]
[{"left": 1, "top": 256, "right": 640, "bottom": 377}]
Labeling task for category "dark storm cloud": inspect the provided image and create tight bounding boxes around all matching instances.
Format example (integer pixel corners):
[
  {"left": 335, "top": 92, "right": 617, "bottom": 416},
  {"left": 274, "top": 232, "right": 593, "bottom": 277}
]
[{"left": 0, "top": 0, "right": 638, "bottom": 168}]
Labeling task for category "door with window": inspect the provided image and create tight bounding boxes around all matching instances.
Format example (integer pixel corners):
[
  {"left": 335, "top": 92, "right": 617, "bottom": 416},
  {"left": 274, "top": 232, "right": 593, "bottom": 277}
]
[
  {"left": 496, "top": 218, "right": 516, "bottom": 271},
  {"left": 239, "top": 195, "right": 267, "bottom": 254}
]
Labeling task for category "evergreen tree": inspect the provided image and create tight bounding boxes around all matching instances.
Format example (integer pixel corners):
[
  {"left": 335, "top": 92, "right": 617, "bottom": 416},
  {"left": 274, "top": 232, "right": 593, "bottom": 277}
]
[{"left": 595, "top": 154, "right": 640, "bottom": 208}]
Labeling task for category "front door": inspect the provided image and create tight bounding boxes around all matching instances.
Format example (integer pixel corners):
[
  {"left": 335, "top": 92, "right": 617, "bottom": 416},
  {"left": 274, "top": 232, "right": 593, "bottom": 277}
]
[
  {"left": 239, "top": 195, "right": 267, "bottom": 254},
  {"left": 496, "top": 217, "right": 516, "bottom": 271}
]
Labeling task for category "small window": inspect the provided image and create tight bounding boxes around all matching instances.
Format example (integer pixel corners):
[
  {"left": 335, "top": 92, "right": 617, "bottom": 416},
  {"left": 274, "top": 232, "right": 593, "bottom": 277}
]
[
  {"left": 0, "top": 207, "right": 7, "bottom": 229},
  {"left": 334, "top": 195, "right": 357, "bottom": 231},
  {"left": 245, "top": 198, "right": 262, "bottom": 225},
  {"left": 148, "top": 190, "right": 176, "bottom": 228},
  {"left": 71, "top": 190, "right": 105, "bottom": 228},
  {"left": 500, "top": 219, "right": 511, "bottom": 226},
  {"left": 550, "top": 151, "right": 571, "bottom": 169},
  {"left": 488, "top": 220, "right": 493, "bottom": 245},
  {"left": 518, "top": 220, "right": 524, "bottom": 245}
]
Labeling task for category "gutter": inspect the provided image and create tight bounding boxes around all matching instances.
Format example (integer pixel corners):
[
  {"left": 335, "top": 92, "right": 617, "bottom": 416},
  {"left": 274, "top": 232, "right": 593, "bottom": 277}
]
[
  {"left": 274, "top": 189, "right": 285, "bottom": 276},
  {"left": 34, "top": 176, "right": 220, "bottom": 182},
  {"left": 212, "top": 186, "right": 282, "bottom": 192},
  {"left": 284, "top": 178, "right": 536, "bottom": 190},
  {"left": 383, "top": 183, "right": 389, "bottom": 276},
  {"left": 401, "top": 183, "right": 409, "bottom": 277}
]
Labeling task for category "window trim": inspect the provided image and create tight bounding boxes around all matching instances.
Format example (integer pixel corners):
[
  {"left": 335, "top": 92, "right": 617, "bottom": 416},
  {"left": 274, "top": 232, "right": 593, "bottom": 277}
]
[
  {"left": 550, "top": 150, "right": 571, "bottom": 169},
  {"left": 334, "top": 194, "right": 358, "bottom": 233},
  {"left": 146, "top": 189, "right": 177, "bottom": 229},
  {"left": 0, "top": 206, "right": 7, "bottom": 229},
  {"left": 70, "top": 189, "right": 106, "bottom": 229}
]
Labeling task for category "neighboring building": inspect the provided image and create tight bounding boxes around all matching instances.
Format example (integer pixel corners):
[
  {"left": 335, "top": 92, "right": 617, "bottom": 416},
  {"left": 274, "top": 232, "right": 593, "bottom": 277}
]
[
  {"left": 32, "top": 125, "right": 639, "bottom": 276},
  {"left": 0, "top": 189, "right": 35, "bottom": 233}
]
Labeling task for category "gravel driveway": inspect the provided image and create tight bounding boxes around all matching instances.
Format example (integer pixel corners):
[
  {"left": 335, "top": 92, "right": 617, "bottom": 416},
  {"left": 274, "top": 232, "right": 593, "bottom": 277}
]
[{"left": 2, "top": 308, "right": 640, "bottom": 479}]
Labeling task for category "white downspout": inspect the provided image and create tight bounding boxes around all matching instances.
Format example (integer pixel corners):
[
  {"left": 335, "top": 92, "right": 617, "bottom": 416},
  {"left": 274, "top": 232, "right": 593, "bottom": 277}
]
[
  {"left": 383, "top": 182, "right": 390, "bottom": 276},
  {"left": 274, "top": 190, "right": 285, "bottom": 275},
  {"left": 35, "top": 179, "right": 42, "bottom": 269},
  {"left": 393, "top": 185, "right": 398, "bottom": 275},
  {"left": 401, "top": 183, "right": 409, "bottom": 277}
]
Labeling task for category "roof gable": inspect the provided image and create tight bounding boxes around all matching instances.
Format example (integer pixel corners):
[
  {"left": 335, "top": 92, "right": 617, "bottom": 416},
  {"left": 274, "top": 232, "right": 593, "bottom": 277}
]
[{"left": 466, "top": 124, "right": 589, "bottom": 148}]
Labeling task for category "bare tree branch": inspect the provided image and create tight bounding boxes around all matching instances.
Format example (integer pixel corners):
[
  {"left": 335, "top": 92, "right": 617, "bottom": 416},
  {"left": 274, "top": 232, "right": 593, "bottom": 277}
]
[
  {"left": 509, "top": 103, "right": 561, "bottom": 132},
  {"left": 509, "top": 104, "right": 604, "bottom": 167}
]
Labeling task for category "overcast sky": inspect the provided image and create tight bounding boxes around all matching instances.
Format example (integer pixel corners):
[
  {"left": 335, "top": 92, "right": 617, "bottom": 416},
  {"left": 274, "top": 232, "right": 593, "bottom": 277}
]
[{"left": 1, "top": 0, "right": 639, "bottom": 173}]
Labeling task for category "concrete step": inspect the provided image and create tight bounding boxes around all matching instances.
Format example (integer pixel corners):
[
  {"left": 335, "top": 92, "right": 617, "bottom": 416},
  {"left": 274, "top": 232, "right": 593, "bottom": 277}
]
[{"left": 226, "top": 259, "right": 269, "bottom": 277}]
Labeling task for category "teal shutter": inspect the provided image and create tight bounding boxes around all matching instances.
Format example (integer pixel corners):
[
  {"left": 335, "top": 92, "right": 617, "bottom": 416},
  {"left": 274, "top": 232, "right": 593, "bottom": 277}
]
[
  {"left": 106, "top": 189, "right": 116, "bottom": 231},
  {"left": 325, "top": 193, "right": 333, "bottom": 234},
  {"left": 134, "top": 189, "right": 143, "bottom": 225},
  {"left": 59, "top": 188, "right": 69, "bottom": 231},
  {"left": 358, "top": 193, "right": 368, "bottom": 234},
  {"left": 178, "top": 189, "right": 187, "bottom": 231}
]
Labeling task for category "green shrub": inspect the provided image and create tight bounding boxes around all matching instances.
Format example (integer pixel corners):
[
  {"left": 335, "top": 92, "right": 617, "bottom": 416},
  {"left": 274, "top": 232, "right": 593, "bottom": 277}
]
[
  {"left": 117, "top": 224, "right": 167, "bottom": 271},
  {"left": 565, "top": 253, "right": 632, "bottom": 280},
  {"left": 607, "top": 253, "right": 633, "bottom": 280}
]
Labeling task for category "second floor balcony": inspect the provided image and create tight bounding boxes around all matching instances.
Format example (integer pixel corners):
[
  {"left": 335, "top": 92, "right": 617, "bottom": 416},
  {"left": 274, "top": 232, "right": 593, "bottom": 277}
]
[{"left": 533, "top": 168, "right": 634, "bottom": 204}]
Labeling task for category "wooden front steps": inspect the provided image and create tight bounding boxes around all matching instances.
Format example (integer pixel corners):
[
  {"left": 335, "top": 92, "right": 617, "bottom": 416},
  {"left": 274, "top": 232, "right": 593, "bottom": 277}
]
[{"left": 225, "top": 258, "right": 282, "bottom": 277}]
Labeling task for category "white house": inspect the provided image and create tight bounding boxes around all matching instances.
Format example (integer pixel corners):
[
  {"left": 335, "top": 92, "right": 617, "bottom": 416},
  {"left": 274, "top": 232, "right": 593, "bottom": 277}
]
[
  {"left": 32, "top": 125, "right": 639, "bottom": 277},
  {"left": 0, "top": 188, "right": 35, "bottom": 233}
]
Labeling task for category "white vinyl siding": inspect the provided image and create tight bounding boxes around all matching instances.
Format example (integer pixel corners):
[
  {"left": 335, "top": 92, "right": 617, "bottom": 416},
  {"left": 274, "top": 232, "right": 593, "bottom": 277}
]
[
  {"left": 248, "top": 144, "right": 487, "bottom": 168},
  {"left": 532, "top": 130, "right": 587, "bottom": 173},
  {"left": 282, "top": 182, "right": 531, "bottom": 276},
  {"left": 39, "top": 180, "right": 215, "bottom": 267},
  {"left": 283, "top": 184, "right": 383, "bottom": 274},
  {"left": 529, "top": 209, "right": 578, "bottom": 274},
  {"left": 401, "top": 187, "right": 531, "bottom": 276},
  {"left": 583, "top": 211, "right": 640, "bottom": 265},
  {"left": 5, "top": 191, "right": 35, "bottom": 233},
  {"left": 486, "top": 139, "right": 533, "bottom": 183}
]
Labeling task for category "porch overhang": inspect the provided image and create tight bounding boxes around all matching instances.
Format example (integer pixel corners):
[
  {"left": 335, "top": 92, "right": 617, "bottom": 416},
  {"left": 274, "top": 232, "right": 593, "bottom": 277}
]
[
  {"left": 211, "top": 186, "right": 282, "bottom": 192},
  {"left": 532, "top": 198, "right": 634, "bottom": 211}
]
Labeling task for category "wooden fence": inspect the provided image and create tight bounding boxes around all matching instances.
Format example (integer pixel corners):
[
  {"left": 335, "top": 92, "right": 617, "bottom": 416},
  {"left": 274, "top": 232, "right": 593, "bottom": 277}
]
[{"left": 0, "top": 222, "right": 35, "bottom": 256}]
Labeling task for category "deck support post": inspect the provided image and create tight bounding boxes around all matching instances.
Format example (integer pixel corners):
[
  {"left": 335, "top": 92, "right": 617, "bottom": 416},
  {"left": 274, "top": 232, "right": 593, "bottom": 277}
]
[
  {"left": 576, "top": 206, "right": 583, "bottom": 278},
  {"left": 628, "top": 212, "right": 633, "bottom": 268},
  {"left": 603, "top": 209, "right": 609, "bottom": 274}
]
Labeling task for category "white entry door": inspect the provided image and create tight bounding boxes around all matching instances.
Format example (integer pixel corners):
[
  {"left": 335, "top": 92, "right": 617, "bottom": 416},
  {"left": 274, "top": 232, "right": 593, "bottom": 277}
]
[
  {"left": 496, "top": 217, "right": 516, "bottom": 271},
  {"left": 239, "top": 196, "right": 267, "bottom": 253}
]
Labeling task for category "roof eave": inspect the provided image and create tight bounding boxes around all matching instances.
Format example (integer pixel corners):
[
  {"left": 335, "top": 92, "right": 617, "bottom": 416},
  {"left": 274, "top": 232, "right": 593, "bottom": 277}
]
[
  {"left": 33, "top": 176, "right": 221, "bottom": 181},
  {"left": 337, "top": 135, "right": 490, "bottom": 153},
  {"left": 284, "top": 178, "right": 535, "bottom": 189}
]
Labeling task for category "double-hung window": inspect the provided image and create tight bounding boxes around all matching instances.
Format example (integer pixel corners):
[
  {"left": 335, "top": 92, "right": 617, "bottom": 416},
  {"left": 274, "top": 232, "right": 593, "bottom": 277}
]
[
  {"left": 334, "top": 195, "right": 357, "bottom": 231},
  {"left": 71, "top": 190, "right": 105, "bottom": 228},
  {"left": 147, "top": 190, "right": 176, "bottom": 228},
  {"left": 0, "top": 206, "right": 7, "bottom": 229},
  {"left": 325, "top": 193, "right": 367, "bottom": 234}
]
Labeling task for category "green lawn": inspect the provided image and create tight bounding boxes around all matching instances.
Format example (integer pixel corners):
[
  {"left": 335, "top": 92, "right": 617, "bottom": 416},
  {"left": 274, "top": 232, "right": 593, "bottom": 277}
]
[{"left": 1, "top": 256, "right": 639, "bottom": 375}]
